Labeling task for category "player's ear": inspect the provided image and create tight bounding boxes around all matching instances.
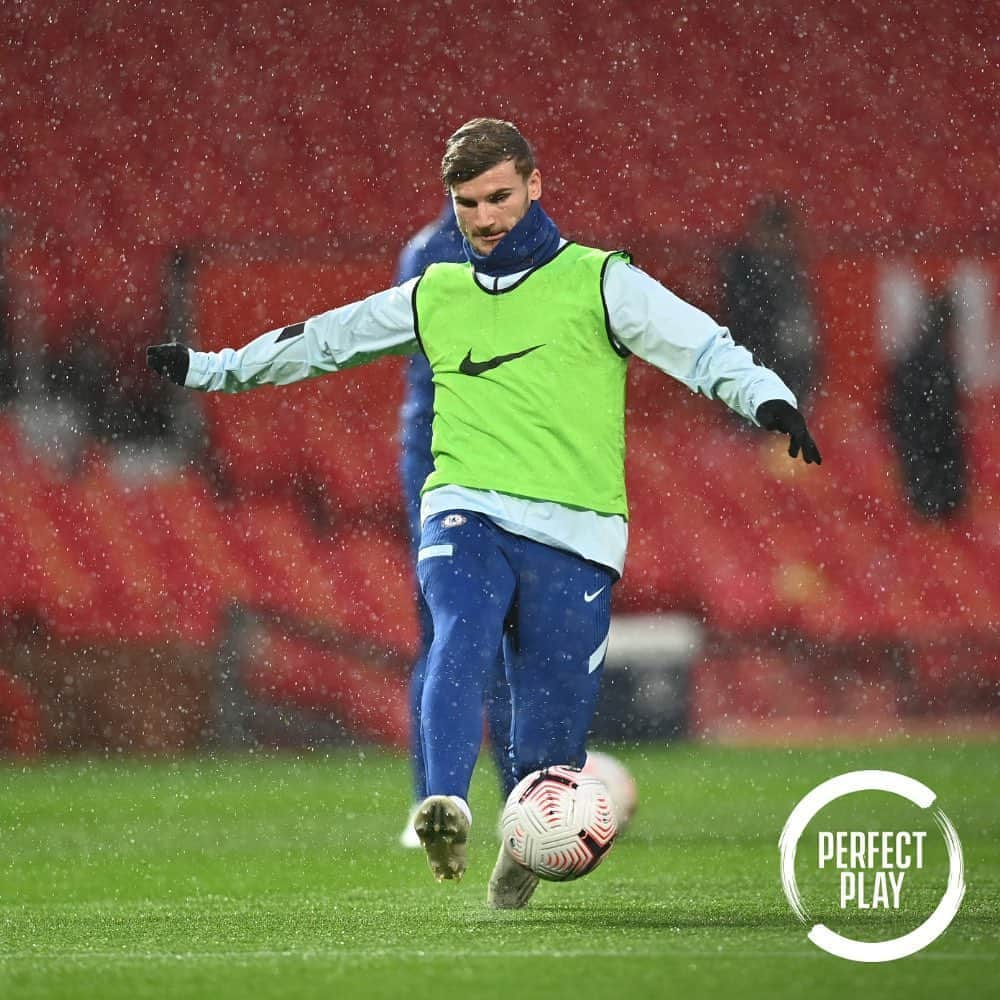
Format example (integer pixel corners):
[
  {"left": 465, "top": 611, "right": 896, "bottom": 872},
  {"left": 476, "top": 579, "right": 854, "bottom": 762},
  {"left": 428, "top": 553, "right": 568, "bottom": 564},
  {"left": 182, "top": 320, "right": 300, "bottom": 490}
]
[{"left": 527, "top": 169, "right": 542, "bottom": 200}]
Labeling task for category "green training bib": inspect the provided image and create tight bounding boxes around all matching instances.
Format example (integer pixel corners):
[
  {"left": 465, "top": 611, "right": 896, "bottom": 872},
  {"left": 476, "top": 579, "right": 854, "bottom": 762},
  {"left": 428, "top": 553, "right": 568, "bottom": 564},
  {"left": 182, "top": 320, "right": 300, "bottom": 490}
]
[{"left": 413, "top": 242, "right": 630, "bottom": 517}]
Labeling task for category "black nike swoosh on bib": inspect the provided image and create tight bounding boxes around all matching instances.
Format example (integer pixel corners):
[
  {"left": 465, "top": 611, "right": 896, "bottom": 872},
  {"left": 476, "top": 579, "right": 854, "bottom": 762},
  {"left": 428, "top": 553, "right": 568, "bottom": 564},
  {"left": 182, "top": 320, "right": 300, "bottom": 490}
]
[{"left": 458, "top": 344, "right": 544, "bottom": 376}]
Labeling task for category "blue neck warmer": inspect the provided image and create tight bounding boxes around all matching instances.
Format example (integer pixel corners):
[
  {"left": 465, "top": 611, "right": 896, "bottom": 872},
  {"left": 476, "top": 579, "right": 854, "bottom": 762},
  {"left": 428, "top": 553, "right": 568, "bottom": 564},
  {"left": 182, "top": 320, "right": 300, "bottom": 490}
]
[{"left": 463, "top": 200, "right": 562, "bottom": 277}]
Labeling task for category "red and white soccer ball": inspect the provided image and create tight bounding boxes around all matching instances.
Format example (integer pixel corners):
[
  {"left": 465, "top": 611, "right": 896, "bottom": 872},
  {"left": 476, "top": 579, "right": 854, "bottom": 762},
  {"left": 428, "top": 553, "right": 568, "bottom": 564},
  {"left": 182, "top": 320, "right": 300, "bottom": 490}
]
[
  {"left": 581, "top": 750, "right": 639, "bottom": 830},
  {"left": 501, "top": 765, "right": 618, "bottom": 881}
]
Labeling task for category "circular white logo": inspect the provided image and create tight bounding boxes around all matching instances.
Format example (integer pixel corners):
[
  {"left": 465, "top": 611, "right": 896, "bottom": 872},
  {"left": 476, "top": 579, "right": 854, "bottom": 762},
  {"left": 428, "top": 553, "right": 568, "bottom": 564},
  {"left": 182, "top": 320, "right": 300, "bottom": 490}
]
[{"left": 778, "top": 769, "right": 965, "bottom": 963}]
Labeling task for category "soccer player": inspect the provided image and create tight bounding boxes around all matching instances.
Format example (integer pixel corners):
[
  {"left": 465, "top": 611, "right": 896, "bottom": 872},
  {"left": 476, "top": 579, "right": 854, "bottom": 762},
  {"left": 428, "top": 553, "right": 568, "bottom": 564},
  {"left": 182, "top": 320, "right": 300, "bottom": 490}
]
[
  {"left": 148, "top": 118, "right": 821, "bottom": 909},
  {"left": 395, "top": 202, "right": 514, "bottom": 847}
]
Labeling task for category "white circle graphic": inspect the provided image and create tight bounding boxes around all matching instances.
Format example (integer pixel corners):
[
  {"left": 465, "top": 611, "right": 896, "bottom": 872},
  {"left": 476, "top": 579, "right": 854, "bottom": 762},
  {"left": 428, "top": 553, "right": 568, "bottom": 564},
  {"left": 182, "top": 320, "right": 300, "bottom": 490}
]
[{"left": 778, "top": 769, "right": 966, "bottom": 962}]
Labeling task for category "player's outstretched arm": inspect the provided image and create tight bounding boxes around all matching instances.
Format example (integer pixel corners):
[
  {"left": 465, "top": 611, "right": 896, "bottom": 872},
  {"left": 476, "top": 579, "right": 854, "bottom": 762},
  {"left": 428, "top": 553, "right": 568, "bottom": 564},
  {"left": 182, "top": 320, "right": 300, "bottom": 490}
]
[
  {"left": 755, "top": 399, "right": 822, "bottom": 464},
  {"left": 146, "top": 281, "right": 420, "bottom": 393},
  {"left": 602, "top": 259, "right": 823, "bottom": 466}
]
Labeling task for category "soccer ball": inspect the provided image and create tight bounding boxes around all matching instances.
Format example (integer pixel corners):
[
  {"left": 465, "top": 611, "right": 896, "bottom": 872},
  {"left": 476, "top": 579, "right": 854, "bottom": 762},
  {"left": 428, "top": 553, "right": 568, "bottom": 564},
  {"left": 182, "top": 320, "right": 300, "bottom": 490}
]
[
  {"left": 581, "top": 750, "right": 639, "bottom": 830},
  {"left": 501, "top": 765, "right": 618, "bottom": 881}
]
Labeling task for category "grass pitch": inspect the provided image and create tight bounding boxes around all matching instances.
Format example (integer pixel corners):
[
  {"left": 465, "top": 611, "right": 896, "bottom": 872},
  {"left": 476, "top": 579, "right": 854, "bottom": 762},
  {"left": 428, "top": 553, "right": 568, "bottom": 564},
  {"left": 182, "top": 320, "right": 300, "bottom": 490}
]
[{"left": 1, "top": 740, "right": 997, "bottom": 999}]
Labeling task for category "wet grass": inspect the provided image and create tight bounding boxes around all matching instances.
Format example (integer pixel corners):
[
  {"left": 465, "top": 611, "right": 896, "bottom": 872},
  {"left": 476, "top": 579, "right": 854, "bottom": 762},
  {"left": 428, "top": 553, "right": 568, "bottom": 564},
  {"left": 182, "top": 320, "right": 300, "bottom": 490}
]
[{"left": 1, "top": 740, "right": 997, "bottom": 999}]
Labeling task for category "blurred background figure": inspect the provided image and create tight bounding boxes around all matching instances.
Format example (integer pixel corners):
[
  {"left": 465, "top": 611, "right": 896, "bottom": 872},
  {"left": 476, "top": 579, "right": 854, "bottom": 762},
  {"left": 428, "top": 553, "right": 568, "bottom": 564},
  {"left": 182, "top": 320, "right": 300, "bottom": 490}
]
[
  {"left": 0, "top": 212, "right": 17, "bottom": 408},
  {"left": 720, "top": 194, "right": 819, "bottom": 404},
  {"left": 889, "top": 288, "right": 967, "bottom": 519}
]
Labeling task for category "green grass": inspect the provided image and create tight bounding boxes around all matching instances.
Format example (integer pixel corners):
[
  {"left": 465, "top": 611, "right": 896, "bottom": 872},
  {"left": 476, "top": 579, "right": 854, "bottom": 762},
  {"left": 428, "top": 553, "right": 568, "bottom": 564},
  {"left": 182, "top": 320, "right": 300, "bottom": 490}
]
[{"left": 1, "top": 740, "right": 998, "bottom": 999}]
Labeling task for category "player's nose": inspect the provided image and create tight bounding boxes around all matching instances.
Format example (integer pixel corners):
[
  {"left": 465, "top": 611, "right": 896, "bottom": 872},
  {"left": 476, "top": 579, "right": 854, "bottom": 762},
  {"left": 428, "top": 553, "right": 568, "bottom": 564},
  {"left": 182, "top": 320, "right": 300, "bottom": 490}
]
[{"left": 474, "top": 203, "right": 495, "bottom": 230}]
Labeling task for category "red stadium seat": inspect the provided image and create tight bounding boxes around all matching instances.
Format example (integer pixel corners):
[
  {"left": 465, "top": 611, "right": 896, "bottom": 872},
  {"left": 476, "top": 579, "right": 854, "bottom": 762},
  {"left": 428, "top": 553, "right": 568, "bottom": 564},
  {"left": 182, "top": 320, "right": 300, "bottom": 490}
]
[
  {"left": 320, "top": 525, "right": 419, "bottom": 656},
  {"left": 0, "top": 436, "right": 104, "bottom": 638},
  {"left": 1, "top": 2, "right": 993, "bottom": 355},
  {"left": 244, "top": 633, "right": 409, "bottom": 749},
  {"left": 73, "top": 463, "right": 221, "bottom": 644},
  {"left": 141, "top": 470, "right": 261, "bottom": 614},
  {"left": 1, "top": 3, "right": 998, "bottom": 736},
  {"left": 225, "top": 495, "right": 343, "bottom": 624},
  {"left": 302, "top": 360, "right": 407, "bottom": 525}
]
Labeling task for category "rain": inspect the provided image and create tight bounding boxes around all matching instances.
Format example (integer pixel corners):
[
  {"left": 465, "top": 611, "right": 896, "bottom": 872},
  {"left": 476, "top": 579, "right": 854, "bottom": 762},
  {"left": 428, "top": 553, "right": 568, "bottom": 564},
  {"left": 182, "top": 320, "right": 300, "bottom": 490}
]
[{"left": 0, "top": 2, "right": 996, "bottom": 996}]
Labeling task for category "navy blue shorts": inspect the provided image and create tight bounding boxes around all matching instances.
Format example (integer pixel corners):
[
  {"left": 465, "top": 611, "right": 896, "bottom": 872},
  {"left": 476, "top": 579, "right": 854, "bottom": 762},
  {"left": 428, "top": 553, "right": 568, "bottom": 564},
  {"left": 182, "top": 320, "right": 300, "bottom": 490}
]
[{"left": 416, "top": 510, "right": 615, "bottom": 799}]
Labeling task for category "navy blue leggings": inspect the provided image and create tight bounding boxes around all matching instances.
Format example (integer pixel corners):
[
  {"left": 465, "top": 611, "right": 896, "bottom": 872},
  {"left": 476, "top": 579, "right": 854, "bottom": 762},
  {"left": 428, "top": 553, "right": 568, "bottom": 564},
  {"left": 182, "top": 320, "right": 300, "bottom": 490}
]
[
  {"left": 401, "top": 444, "right": 512, "bottom": 799},
  {"left": 417, "top": 511, "right": 614, "bottom": 800}
]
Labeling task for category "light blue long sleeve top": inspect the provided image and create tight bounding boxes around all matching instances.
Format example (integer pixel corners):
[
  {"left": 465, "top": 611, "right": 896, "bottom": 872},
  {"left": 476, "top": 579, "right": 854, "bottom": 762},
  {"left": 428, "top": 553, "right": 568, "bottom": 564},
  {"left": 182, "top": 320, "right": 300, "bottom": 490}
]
[{"left": 184, "top": 246, "right": 796, "bottom": 573}]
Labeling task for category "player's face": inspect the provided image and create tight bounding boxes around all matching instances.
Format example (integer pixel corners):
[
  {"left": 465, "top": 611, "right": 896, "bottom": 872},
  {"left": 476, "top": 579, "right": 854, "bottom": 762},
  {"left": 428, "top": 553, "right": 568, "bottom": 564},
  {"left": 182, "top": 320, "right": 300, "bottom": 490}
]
[{"left": 450, "top": 159, "right": 542, "bottom": 255}]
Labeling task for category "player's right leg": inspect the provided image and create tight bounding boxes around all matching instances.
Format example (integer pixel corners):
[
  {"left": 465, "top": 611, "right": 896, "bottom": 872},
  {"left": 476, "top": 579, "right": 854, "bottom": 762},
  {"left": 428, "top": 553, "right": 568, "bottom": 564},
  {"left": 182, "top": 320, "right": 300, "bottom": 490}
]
[
  {"left": 414, "top": 511, "right": 515, "bottom": 881},
  {"left": 487, "top": 842, "right": 540, "bottom": 909},
  {"left": 504, "top": 540, "right": 614, "bottom": 780}
]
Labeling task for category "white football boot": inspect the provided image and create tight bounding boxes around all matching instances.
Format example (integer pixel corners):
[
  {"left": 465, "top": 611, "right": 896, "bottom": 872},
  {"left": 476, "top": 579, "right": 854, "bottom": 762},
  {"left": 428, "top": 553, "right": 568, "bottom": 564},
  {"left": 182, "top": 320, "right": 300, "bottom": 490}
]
[
  {"left": 487, "top": 843, "right": 539, "bottom": 909},
  {"left": 399, "top": 804, "right": 422, "bottom": 848},
  {"left": 413, "top": 795, "right": 471, "bottom": 882}
]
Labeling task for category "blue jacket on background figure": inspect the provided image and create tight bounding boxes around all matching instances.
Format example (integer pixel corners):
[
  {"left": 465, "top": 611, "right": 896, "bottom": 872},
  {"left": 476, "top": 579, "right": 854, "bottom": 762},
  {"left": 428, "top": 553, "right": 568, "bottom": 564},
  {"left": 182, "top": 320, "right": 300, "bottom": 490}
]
[{"left": 396, "top": 202, "right": 513, "bottom": 840}]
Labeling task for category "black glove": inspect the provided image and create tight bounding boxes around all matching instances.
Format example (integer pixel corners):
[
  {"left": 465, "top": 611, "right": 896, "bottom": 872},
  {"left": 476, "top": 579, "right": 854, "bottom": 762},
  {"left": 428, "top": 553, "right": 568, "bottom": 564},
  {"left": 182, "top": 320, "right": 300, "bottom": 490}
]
[
  {"left": 146, "top": 343, "right": 190, "bottom": 386},
  {"left": 755, "top": 400, "right": 822, "bottom": 464}
]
